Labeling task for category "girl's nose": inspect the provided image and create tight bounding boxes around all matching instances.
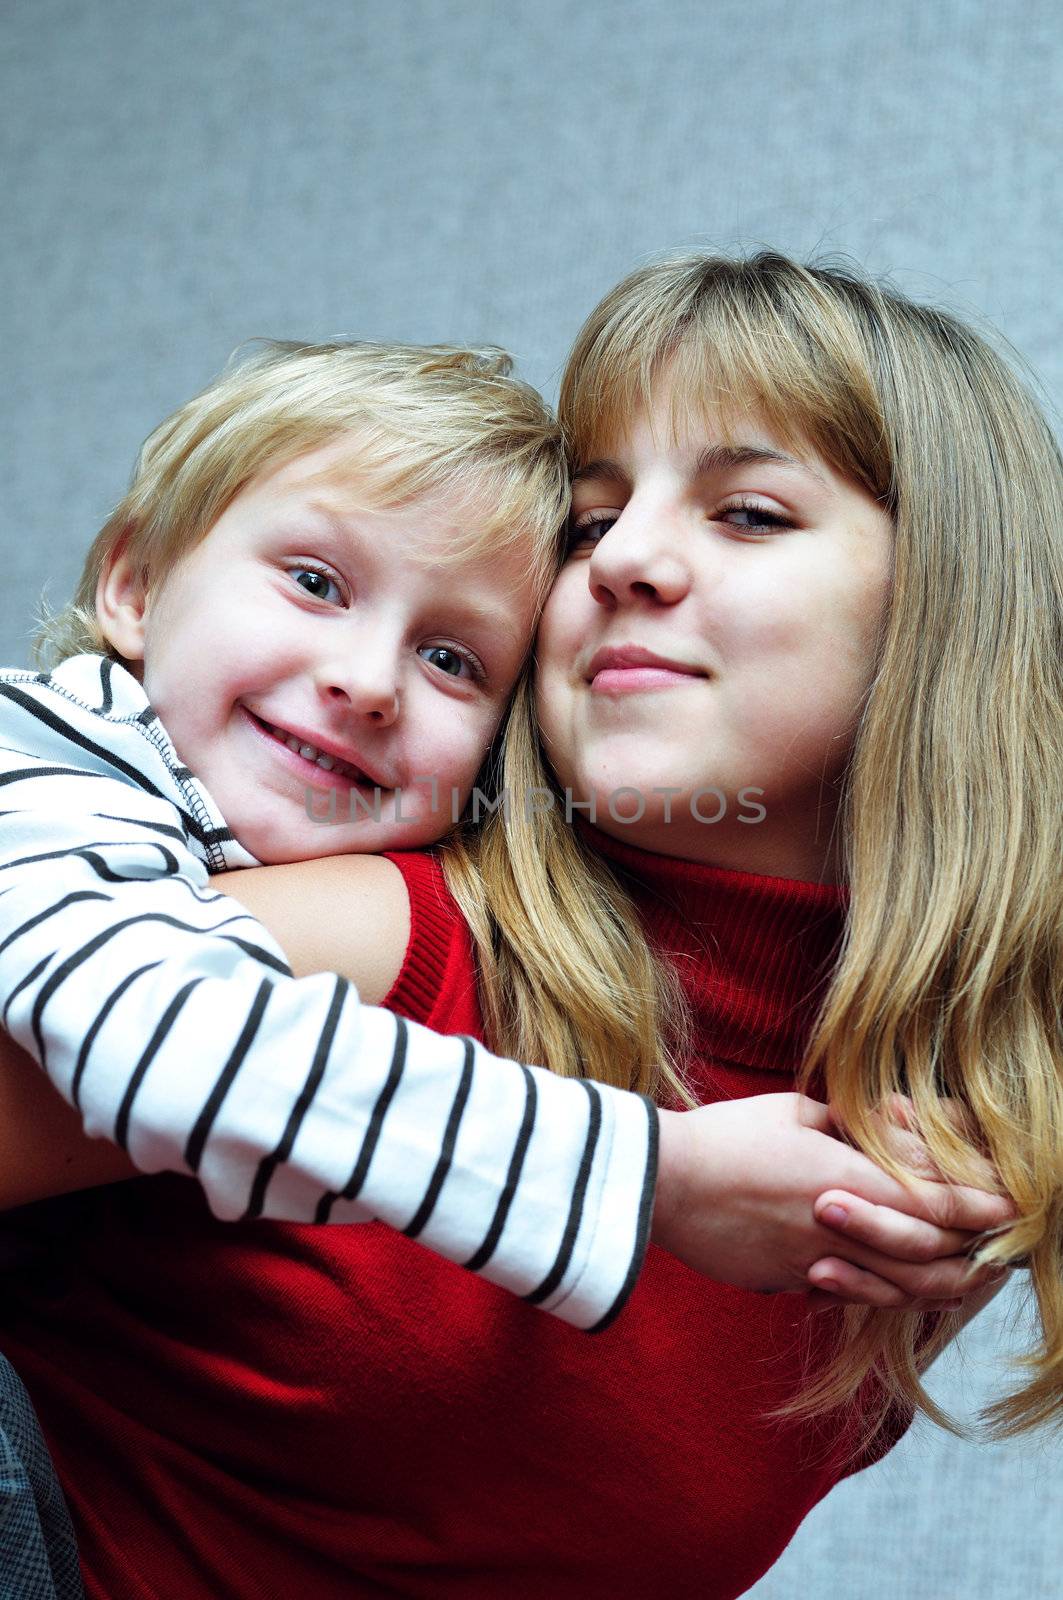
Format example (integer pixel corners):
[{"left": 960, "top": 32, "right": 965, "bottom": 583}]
[{"left": 587, "top": 499, "right": 692, "bottom": 610}]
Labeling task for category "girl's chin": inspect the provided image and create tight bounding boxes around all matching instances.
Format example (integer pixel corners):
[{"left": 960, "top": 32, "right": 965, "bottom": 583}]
[{"left": 565, "top": 769, "right": 730, "bottom": 807}]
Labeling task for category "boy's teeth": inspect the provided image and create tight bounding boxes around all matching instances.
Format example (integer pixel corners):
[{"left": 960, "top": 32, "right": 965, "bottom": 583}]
[{"left": 270, "top": 724, "right": 357, "bottom": 779}]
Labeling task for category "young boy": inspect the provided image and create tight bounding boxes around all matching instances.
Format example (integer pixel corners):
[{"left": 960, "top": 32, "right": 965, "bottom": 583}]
[
  {"left": 0, "top": 339, "right": 998, "bottom": 1332},
  {"left": 0, "top": 338, "right": 668, "bottom": 1329}
]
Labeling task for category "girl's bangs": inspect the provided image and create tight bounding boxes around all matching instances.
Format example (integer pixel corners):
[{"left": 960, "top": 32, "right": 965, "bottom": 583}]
[{"left": 560, "top": 260, "right": 892, "bottom": 505}]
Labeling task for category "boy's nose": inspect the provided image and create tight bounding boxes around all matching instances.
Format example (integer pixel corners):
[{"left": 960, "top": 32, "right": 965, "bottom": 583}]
[{"left": 315, "top": 656, "right": 400, "bottom": 725}]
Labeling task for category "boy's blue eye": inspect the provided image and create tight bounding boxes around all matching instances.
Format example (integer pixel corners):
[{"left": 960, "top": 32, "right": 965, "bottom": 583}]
[
  {"left": 419, "top": 645, "right": 466, "bottom": 677},
  {"left": 292, "top": 567, "right": 342, "bottom": 603}
]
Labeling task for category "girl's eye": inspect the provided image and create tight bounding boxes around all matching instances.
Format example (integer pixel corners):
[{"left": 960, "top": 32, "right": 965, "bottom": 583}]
[
  {"left": 718, "top": 502, "right": 793, "bottom": 534},
  {"left": 567, "top": 513, "right": 619, "bottom": 552},
  {"left": 419, "top": 644, "right": 481, "bottom": 681},
  {"left": 290, "top": 566, "right": 344, "bottom": 604}
]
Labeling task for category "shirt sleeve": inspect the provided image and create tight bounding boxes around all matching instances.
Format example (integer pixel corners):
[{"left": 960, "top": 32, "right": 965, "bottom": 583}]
[{"left": 0, "top": 757, "right": 656, "bottom": 1331}]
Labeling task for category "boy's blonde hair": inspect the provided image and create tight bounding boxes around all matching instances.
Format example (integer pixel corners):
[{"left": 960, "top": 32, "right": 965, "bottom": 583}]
[
  {"left": 447, "top": 251, "right": 1063, "bottom": 1441},
  {"left": 37, "top": 340, "right": 568, "bottom": 665}
]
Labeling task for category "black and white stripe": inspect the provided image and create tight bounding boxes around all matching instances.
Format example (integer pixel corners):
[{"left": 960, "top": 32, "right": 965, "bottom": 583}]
[{"left": 0, "top": 655, "right": 656, "bottom": 1329}]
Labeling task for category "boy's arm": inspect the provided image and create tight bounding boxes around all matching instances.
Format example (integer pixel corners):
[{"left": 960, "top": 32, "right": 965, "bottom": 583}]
[
  {"left": 0, "top": 762, "right": 652, "bottom": 1332},
  {"left": 0, "top": 664, "right": 1007, "bottom": 1323},
  {"left": 221, "top": 855, "right": 410, "bottom": 1002},
  {"left": 0, "top": 1000, "right": 1006, "bottom": 1316},
  {"left": 223, "top": 866, "right": 1012, "bottom": 1310},
  {"left": 0, "top": 1029, "right": 136, "bottom": 1205}
]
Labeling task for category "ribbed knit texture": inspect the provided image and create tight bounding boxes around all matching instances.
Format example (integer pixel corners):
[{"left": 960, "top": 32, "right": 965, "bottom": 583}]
[
  {"left": 382, "top": 850, "right": 481, "bottom": 1031},
  {"left": 586, "top": 826, "right": 845, "bottom": 1088},
  {"left": 0, "top": 847, "right": 898, "bottom": 1600}
]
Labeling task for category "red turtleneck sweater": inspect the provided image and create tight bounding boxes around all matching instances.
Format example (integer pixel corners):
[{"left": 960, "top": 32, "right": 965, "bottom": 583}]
[{"left": 0, "top": 841, "right": 903, "bottom": 1600}]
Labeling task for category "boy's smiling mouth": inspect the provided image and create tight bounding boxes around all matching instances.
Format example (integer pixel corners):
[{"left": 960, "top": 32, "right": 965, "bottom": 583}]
[{"left": 243, "top": 709, "right": 387, "bottom": 789}]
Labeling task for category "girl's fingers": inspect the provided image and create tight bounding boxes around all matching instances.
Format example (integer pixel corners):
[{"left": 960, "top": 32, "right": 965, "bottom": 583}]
[
  {"left": 806, "top": 1257, "right": 962, "bottom": 1311},
  {"left": 809, "top": 1240, "right": 1007, "bottom": 1301}
]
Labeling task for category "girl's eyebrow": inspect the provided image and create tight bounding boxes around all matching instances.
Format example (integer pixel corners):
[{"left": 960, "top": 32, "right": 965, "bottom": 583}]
[
  {"left": 572, "top": 459, "right": 629, "bottom": 488},
  {"left": 573, "top": 446, "right": 828, "bottom": 488},
  {"left": 693, "top": 443, "right": 828, "bottom": 486}
]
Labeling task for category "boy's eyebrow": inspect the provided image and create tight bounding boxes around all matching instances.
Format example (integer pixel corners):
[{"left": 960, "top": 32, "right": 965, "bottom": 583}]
[
  {"left": 445, "top": 595, "right": 525, "bottom": 645},
  {"left": 285, "top": 501, "right": 525, "bottom": 645},
  {"left": 303, "top": 499, "right": 363, "bottom": 534}
]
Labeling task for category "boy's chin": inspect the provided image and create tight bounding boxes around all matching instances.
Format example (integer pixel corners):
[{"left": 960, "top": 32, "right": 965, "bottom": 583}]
[{"left": 232, "top": 805, "right": 445, "bottom": 865}]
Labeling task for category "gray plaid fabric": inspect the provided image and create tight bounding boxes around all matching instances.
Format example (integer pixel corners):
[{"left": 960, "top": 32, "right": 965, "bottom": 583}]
[{"left": 0, "top": 1356, "right": 83, "bottom": 1600}]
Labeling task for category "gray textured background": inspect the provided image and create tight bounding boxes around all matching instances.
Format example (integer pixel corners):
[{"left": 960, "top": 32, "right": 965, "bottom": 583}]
[{"left": 3, "top": 1, "right": 1062, "bottom": 1594}]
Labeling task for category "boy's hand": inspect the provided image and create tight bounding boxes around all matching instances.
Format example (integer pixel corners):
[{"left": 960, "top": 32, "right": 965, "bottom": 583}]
[
  {"left": 651, "top": 1094, "right": 1013, "bottom": 1309},
  {"left": 807, "top": 1093, "right": 1014, "bottom": 1307}
]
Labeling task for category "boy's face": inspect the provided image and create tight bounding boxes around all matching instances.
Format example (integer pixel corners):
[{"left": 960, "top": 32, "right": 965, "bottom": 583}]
[{"left": 102, "top": 439, "right": 538, "bottom": 863}]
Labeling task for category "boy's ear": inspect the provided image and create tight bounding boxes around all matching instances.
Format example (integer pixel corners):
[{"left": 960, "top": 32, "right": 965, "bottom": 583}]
[{"left": 96, "top": 540, "right": 151, "bottom": 663}]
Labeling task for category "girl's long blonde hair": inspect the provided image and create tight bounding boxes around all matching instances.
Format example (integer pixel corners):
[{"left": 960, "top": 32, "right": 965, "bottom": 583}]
[{"left": 447, "top": 251, "right": 1063, "bottom": 1439}]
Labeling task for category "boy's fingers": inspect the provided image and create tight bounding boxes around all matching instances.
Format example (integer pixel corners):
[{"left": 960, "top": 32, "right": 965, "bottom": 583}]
[
  {"left": 830, "top": 1107, "right": 956, "bottom": 1182},
  {"left": 814, "top": 1192, "right": 971, "bottom": 1262},
  {"left": 877, "top": 1127, "right": 945, "bottom": 1181},
  {"left": 829, "top": 1105, "right": 947, "bottom": 1180},
  {"left": 902, "top": 1178, "right": 1015, "bottom": 1232},
  {"left": 829, "top": 1097, "right": 999, "bottom": 1191},
  {"left": 881, "top": 1094, "right": 978, "bottom": 1140},
  {"left": 883, "top": 1093, "right": 916, "bottom": 1130},
  {"left": 807, "top": 1256, "right": 906, "bottom": 1306},
  {"left": 796, "top": 1097, "right": 834, "bottom": 1134},
  {"left": 832, "top": 1147, "right": 1013, "bottom": 1231}
]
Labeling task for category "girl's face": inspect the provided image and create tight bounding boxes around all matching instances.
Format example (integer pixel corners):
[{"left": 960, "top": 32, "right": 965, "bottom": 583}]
[{"left": 535, "top": 380, "right": 894, "bottom": 882}]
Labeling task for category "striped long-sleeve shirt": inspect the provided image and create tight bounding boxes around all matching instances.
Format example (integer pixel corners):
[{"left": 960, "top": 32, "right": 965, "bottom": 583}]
[{"left": 0, "top": 655, "right": 656, "bottom": 1330}]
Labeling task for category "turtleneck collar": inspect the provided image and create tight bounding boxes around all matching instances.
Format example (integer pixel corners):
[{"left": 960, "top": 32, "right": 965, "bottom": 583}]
[{"left": 585, "top": 825, "right": 847, "bottom": 1091}]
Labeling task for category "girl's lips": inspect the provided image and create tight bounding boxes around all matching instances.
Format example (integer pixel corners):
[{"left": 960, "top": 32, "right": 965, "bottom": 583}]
[
  {"left": 585, "top": 645, "right": 706, "bottom": 695},
  {"left": 590, "top": 665, "right": 703, "bottom": 694}
]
